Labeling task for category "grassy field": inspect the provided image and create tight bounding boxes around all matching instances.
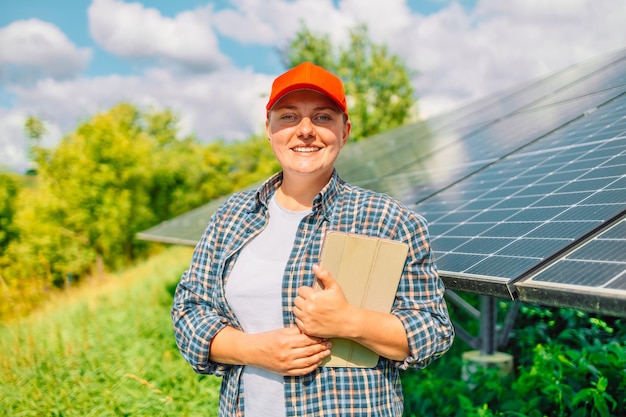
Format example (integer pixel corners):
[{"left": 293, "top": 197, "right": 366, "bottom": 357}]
[
  {"left": 0, "top": 246, "right": 222, "bottom": 417},
  {"left": 3, "top": 245, "right": 623, "bottom": 416}
]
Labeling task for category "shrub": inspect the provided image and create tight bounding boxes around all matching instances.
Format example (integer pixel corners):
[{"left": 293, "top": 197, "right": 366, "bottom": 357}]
[{"left": 402, "top": 305, "right": 626, "bottom": 417}]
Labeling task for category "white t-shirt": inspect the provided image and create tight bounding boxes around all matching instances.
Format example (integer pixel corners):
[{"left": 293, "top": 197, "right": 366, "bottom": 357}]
[{"left": 225, "top": 194, "right": 310, "bottom": 417}]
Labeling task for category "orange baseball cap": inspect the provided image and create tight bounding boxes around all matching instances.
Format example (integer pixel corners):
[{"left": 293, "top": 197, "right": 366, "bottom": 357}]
[{"left": 266, "top": 62, "right": 348, "bottom": 117}]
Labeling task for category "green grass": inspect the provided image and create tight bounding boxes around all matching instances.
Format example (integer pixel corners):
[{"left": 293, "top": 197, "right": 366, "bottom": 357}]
[
  {"left": 0, "top": 246, "right": 221, "bottom": 417},
  {"left": 3, "top": 245, "right": 624, "bottom": 416}
]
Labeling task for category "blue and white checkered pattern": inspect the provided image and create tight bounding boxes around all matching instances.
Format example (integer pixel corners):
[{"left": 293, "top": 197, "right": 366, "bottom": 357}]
[{"left": 172, "top": 170, "right": 454, "bottom": 416}]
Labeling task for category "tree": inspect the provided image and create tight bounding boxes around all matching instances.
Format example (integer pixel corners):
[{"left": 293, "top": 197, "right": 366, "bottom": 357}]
[
  {"left": 7, "top": 105, "right": 156, "bottom": 284},
  {"left": 1, "top": 100, "right": 287, "bottom": 320},
  {"left": 24, "top": 116, "right": 49, "bottom": 175},
  {"left": 281, "top": 26, "right": 334, "bottom": 70},
  {"left": 6, "top": 105, "right": 214, "bottom": 287},
  {"left": 0, "top": 173, "right": 20, "bottom": 256},
  {"left": 280, "top": 24, "right": 417, "bottom": 141},
  {"left": 5, "top": 103, "right": 281, "bottom": 292}
]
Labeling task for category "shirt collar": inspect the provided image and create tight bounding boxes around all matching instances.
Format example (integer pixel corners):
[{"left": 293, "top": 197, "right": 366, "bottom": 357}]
[
  {"left": 253, "top": 169, "right": 343, "bottom": 221},
  {"left": 312, "top": 169, "right": 343, "bottom": 221}
]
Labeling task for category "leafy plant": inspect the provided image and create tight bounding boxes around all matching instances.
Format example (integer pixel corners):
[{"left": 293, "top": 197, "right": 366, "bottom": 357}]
[{"left": 402, "top": 304, "right": 626, "bottom": 417}]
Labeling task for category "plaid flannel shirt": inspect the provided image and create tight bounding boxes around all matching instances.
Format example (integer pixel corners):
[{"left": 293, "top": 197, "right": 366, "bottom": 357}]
[{"left": 171, "top": 170, "right": 454, "bottom": 416}]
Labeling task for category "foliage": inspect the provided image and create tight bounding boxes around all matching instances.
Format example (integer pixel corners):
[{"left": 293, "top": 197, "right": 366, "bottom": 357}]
[
  {"left": 1, "top": 103, "right": 280, "bottom": 320},
  {"left": 0, "top": 173, "right": 20, "bottom": 257},
  {"left": 0, "top": 173, "right": 22, "bottom": 316},
  {"left": 4, "top": 104, "right": 160, "bottom": 292},
  {"left": 0, "top": 246, "right": 221, "bottom": 416},
  {"left": 402, "top": 306, "right": 626, "bottom": 417},
  {"left": 226, "top": 132, "right": 281, "bottom": 190},
  {"left": 281, "top": 23, "right": 417, "bottom": 141},
  {"left": 24, "top": 116, "right": 48, "bottom": 172}
]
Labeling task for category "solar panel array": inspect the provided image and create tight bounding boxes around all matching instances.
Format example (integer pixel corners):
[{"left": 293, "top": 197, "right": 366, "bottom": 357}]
[
  {"left": 138, "top": 48, "right": 626, "bottom": 316},
  {"left": 414, "top": 94, "right": 626, "bottom": 301}
]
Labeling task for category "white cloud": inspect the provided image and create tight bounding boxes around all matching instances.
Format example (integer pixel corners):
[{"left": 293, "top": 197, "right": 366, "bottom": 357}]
[
  {"left": 0, "top": 19, "right": 91, "bottom": 85},
  {"left": 337, "top": 0, "right": 413, "bottom": 43},
  {"left": 1, "top": 66, "right": 273, "bottom": 172},
  {"left": 397, "top": 0, "right": 626, "bottom": 117},
  {"left": 88, "top": 0, "right": 229, "bottom": 72},
  {"left": 129, "top": 67, "right": 272, "bottom": 140},
  {"left": 213, "top": 0, "right": 350, "bottom": 45},
  {"left": 0, "top": 110, "right": 31, "bottom": 172}
]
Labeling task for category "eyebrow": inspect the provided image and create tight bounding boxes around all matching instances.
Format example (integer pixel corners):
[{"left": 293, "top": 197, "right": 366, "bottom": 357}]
[{"left": 276, "top": 104, "right": 341, "bottom": 113}]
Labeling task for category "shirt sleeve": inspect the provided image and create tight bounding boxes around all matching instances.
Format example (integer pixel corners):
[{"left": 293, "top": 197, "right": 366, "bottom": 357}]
[
  {"left": 390, "top": 212, "right": 455, "bottom": 370},
  {"left": 171, "top": 211, "right": 233, "bottom": 376}
]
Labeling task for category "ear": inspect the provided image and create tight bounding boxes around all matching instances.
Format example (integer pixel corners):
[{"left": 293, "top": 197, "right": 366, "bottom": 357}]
[
  {"left": 266, "top": 119, "right": 271, "bottom": 141},
  {"left": 341, "top": 120, "right": 351, "bottom": 147}
]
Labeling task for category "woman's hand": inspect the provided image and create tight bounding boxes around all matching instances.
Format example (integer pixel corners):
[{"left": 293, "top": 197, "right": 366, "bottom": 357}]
[
  {"left": 293, "top": 264, "right": 356, "bottom": 339},
  {"left": 293, "top": 264, "right": 411, "bottom": 361},
  {"left": 209, "top": 325, "right": 331, "bottom": 376},
  {"left": 251, "top": 327, "right": 332, "bottom": 376}
]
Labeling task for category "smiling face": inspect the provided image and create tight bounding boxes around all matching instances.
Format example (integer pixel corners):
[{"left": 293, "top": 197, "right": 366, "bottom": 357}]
[{"left": 266, "top": 89, "right": 351, "bottom": 183}]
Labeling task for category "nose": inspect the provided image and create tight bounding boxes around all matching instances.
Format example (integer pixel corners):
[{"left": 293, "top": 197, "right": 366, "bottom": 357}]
[{"left": 297, "top": 117, "right": 314, "bottom": 138}]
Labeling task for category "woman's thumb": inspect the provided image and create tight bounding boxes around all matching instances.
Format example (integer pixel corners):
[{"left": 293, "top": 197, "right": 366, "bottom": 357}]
[{"left": 313, "top": 264, "right": 335, "bottom": 290}]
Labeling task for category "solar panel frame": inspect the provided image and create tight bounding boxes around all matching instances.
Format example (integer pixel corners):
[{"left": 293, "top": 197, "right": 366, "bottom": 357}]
[{"left": 515, "top": 215, "right": 626, "bottom": 317}]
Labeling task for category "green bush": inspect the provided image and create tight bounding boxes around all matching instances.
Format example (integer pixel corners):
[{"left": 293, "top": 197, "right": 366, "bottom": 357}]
[{"left": 402, "top": 306, "right": 626, "bottom": 417}]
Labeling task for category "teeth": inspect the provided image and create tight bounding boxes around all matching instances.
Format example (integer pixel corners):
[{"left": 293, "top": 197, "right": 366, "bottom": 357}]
[{"left": 293, "top": 147, "right": 319, "bottom": 153}]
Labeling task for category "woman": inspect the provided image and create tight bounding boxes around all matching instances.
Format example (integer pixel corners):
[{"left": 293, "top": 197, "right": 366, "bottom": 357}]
[{"left": 171, "top": 62, "right": 454, "bottom": 416}]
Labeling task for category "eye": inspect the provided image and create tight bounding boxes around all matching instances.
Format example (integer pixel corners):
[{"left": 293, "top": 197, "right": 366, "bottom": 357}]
[
  {"left": 313, "top": 114, "right": 332, "bottom": 123},
  {"left": 279, "top": 113, "right": 298, "bottom": 122}
]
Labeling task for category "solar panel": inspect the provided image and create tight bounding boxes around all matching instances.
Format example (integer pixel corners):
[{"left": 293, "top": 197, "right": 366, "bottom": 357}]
[
  {"left": 337, "top": 54, "right": 626, "bottom": 205},
  {"left": 516, "top": 216, "right": 626, "bottom": 317},
  {"left": 415, "top": 94, "right": 626, "bottom": 298},
  {"left": 136, "top": 194, "right": 235, "bottom": 245}
]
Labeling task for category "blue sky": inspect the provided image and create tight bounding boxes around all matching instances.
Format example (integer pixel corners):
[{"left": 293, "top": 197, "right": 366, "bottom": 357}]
[{"left": 1, "top": 0, "right": 624, "bottom": 172}]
